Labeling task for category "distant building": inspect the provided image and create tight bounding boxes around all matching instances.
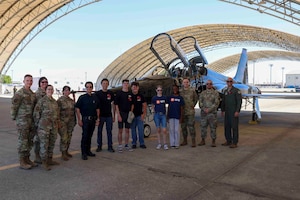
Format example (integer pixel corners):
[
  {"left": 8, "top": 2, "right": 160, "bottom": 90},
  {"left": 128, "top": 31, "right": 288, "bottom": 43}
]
[{"left": 286, "top": 74, "right": 300, "bottom": 88}]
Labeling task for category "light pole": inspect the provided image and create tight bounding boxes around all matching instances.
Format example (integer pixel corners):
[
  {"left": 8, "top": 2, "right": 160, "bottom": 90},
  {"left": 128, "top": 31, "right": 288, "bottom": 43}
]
[
  {"left": 281, "top": 67, "right": 285, "bottom": 88},
  {"left": 269, "top": 64, "right": 273, "bottom": 84}
]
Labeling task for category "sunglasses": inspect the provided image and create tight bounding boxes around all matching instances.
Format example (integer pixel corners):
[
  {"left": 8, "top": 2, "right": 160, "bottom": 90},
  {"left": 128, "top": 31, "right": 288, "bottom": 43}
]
[
  {"left": 41, "top": 81, "right": 48, "bottom": 83},
  {"left": 226, "top": 80, "right": 233, "bottom": 83},
  {"left": 206, "top": 83, "right": 212, "bottom": 85},
  {"left": 157, "top": 89, "right": 162, "bottom": 91}
]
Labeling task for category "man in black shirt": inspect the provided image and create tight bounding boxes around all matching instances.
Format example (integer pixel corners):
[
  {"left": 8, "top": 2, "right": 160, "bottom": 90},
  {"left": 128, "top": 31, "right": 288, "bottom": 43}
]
[
  {"left": 130, "top": 82, "right": 147, "bottom": 149},
  {"left": 114, "top": 79, "right": 133, "bottom": 153},
  {"left": 95, "top": 78, "right": 116, "bottom": 153},
  {"left": 75, "top": 81, "right": 100, "bottom": 160}
]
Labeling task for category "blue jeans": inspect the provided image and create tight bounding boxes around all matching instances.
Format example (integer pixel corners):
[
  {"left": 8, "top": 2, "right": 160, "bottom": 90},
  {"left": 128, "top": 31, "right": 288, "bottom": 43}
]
[
  {"left": 97, "top": 116, "right": 113, "bottom": 148},
  {"left": 131, "top": 116, "right": 145, "bottom": 146}
]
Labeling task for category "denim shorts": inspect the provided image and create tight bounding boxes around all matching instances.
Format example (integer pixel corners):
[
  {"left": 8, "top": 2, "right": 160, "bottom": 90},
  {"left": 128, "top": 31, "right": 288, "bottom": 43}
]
[{"left": 154, "top": 113, "right": 167, "bottom": 128}]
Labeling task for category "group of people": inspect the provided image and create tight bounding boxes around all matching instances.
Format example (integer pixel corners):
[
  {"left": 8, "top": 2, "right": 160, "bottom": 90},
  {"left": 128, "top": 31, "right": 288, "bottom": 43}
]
[
  {"left": 198, "top": 77, "right": 242, "bottom": 148},
  {"left": 11, "top": 75, "right": 75, "bottom": 171},
  {"left": 151, "top": 77, "right": 242, "bottom": 149},
  {"left": 11, "top": 74, "right": 242, "bottom": 170},
  {"left": 75, "top": 78, "right": 148, "bottom": 158}
]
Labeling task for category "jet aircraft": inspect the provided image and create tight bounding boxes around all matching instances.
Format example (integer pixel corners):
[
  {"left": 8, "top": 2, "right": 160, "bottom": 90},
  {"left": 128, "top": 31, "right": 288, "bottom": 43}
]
[{"left": 149, "top": 33, "right": 262, "bottom": 123}]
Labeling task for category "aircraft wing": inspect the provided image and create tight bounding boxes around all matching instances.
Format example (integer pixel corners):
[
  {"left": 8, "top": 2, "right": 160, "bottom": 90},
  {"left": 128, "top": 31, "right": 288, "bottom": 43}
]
[{"left": 244, "top": 93, "right": 300, "bottom": 99}]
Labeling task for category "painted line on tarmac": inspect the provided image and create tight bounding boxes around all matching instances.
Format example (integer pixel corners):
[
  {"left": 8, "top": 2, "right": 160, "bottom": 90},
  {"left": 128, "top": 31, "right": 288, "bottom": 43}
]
[
  {"left": 0, "top": 163, "right": 20, "bottom": 170},
  {"left": 0, "top": 150, "right": 82, "bottom": 171}
]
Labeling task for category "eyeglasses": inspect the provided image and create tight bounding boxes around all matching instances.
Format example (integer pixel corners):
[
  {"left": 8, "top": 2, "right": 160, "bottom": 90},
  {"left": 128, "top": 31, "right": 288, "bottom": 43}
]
[
  {"left": 226, "top": 80, "right": 233, "bottom": 83},
  {"left": 206, "top": 83, "right": 212, "bottom": 85},
  {"left": 86, "top": 86, "right": 93, "bottom": 88}
]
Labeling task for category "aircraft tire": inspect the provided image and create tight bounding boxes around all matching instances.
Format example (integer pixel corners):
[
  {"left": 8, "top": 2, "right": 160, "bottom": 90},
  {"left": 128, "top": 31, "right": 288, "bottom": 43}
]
[{"left": 144, "top": 124, "right": 151, "bottom": 138}]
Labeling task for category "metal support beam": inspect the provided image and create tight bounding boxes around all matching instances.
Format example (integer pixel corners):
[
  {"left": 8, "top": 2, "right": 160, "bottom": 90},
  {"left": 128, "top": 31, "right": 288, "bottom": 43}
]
[{"left": 219, "top": 0, "right": 300, "bottom": 26}]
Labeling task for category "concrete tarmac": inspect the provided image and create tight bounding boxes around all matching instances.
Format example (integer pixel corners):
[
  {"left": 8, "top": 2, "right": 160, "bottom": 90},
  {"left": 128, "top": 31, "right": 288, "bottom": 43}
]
[{"left": 0, "top": 95, "right": 300, "bottom": 200}]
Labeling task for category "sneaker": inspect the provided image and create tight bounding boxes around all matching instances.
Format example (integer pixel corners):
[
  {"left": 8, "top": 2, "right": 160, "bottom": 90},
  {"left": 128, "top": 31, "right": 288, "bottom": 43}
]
[
  {"left": 171, "top": 146, "right": 175, "bottom": 149},
  {"left": 163, "top": 144, "right": 169, "bottom": 150},
  {"left": 175, "top": 146, "right": 179, "bottom": 149},
  {"left": 96, "top": 146, "right": 102, "bottom": 152},
  {"left": 125, "top": 144, "right": 133, "bottom": 152},
  {"left": 156, "top": 144, "right": 162, "bottom": 150},
  {"left": 140, "top": 144, "right": 147, "bottom": 149},
  {"left": 132, "top": 144, "right": 137, "bottom": 149},
  {"left": 118, "top": 145, "right": 123, "bottom": 153},
  {"left": 108, "top": 148, "right": 115, "bottom": 153}
]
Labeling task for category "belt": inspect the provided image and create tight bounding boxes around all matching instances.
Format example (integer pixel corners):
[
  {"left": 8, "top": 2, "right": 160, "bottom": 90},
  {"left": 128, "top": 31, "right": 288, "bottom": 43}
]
[
  {"left": 82, "top": 116, "right": 97, "bottom": 120},
  {"left": 155, "top": 112, "right": 165, "bottom": 115}
]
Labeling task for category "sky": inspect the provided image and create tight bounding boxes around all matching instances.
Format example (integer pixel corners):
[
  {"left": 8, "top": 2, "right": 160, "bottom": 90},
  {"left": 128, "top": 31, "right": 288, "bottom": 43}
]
[{"left": 8, "top": 0, "right": 300, "bottom": 89}]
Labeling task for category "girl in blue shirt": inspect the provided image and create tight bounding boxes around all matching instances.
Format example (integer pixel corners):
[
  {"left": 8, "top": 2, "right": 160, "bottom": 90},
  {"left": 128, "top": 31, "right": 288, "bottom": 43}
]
[{"left": 151, "top": 85, "right": 168, "bottom": 150}]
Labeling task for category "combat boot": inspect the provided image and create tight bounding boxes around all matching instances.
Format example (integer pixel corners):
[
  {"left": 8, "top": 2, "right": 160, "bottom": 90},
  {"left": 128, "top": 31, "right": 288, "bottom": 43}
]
[
  {"left": 66, "top": 147, "right": 72, "bottom": 157},
  {"left": 61, "top": 151, "right": 69, "bottom": 161},
  {"left": 66, "top": 151, "right": 72, "bottom": 157},
  {"left": 198, "top": 138, "right": 205, "bottom": 146},
  {"left": 34, "top": 153, "right": 42, "bottom": 164},
  {"left": 191, "top": 138, "right": 196, "bottom": 148},
  {"left": 211, "top": 139, "right": 216, "bottom": 147},
  {"left": 19, "top": 157, "right": 32, "bottom": 170},
  {"left": 25, "top": 156, "right": 38, "bottom": 167},
  {"left": 42, "top": 160, "right": 51, "bottom": 171},
  {"left": 48, "top": 157, "right": 60, "bottom": 165},
  {"left": 180, "top": 137, "right": 187, "bottom": 146}
]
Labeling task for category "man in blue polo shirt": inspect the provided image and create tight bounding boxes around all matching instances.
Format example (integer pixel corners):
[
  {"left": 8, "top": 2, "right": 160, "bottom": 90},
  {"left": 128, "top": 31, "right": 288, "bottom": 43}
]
[{"left": 75, "top": 81, "right": 100, "bottom": 160}]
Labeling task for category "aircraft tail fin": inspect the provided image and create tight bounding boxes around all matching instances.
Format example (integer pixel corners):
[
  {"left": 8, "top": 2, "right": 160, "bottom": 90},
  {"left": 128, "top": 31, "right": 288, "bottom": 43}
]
[{"left": 233, "top": 48, "right": 248, "bottom": 84}]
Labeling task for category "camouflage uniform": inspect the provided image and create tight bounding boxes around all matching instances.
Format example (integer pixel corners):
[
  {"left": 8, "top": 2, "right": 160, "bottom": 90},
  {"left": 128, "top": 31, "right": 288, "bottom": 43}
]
[
  {"left": 33, "top": 87, "right": 46, "bottom": 157},
  {"left": 57, "top": 95, "right": 76, "bottom": 152},
  {"left": 33, "top": 95, "right": 59, "bottom": 160},
  {"left": 11, "top": 87, "right": 36, "bottom": 159},
  {"left": 199, "top": 88, "right": 220, "bottom": 140},
  {"left": 180, "top": 88, "right": 198, "bottom": 141},
  {"left": 35, "top": 87, "right": 46, "bottom": 101}
]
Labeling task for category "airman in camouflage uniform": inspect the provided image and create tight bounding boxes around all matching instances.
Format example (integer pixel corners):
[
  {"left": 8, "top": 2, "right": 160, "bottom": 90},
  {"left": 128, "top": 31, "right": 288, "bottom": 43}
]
[
  {"left": 11, "top": 74, "right": 37, "bottom": 170},
  {"left": 180, "top": 78, "right": 198, "bottom": 147},
  {"left": 198, "top": 80, "right": 220, "bottom": 147},
  {"left": 33, "top": 76, "right": 48, "bottom": 164},
  {"left": 33, "top": 85, "right": 60, "bottom": 170},
  {"left": 57, "top": 86, "right": 76, "bottom": 161}
]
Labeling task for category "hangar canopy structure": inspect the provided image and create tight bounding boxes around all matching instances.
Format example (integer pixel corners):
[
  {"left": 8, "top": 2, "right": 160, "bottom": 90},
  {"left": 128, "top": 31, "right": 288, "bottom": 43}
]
[
  {"left": 0, "top": 0, "right": 101, "bottom": 75},
  {"left": 0, "top": 0, "right": 299, "bottom": 87},
  {"left": 220, "top": 0, "right": 300, "bottom": 26},
  {"left": 96, "top": 24, "right": 300, "bottom": 88}
]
